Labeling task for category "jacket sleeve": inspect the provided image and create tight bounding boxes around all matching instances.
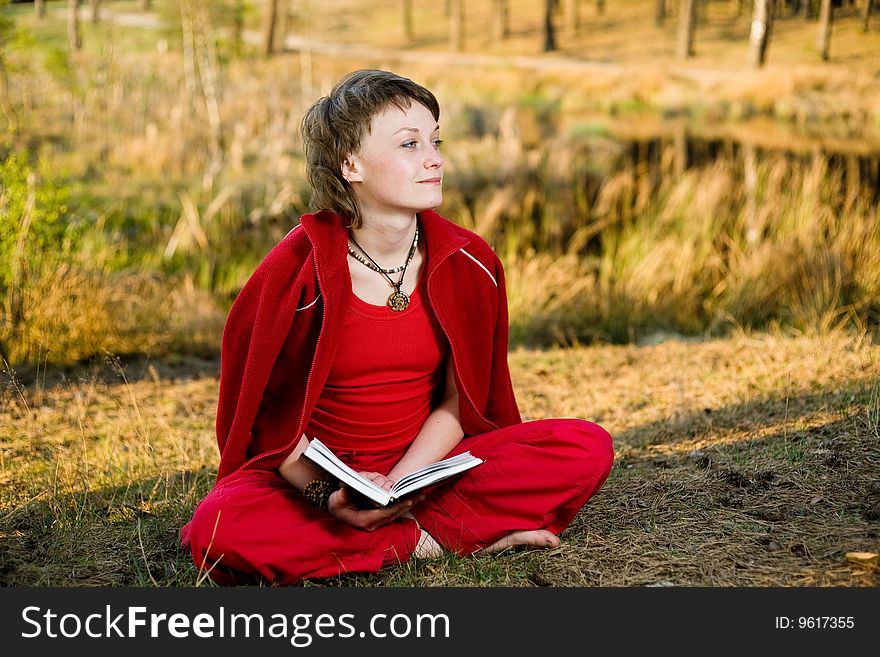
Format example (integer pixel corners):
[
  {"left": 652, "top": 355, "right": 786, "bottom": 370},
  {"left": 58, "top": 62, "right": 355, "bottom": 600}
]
[
  {"left": 485, "top": 253, "right": 522, "bottom": 427},
  {"left": 215, "top": 242, "right": 305, "bottom": 480}
]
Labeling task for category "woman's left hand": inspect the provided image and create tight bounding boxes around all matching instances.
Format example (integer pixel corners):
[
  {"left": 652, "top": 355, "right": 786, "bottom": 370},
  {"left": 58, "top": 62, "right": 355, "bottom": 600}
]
[
  {"left": 326, "top": 485, "right": 424, "bottom": 532},
  {"left": 359, "top": 471, "right": 396, "bottom": 492}
]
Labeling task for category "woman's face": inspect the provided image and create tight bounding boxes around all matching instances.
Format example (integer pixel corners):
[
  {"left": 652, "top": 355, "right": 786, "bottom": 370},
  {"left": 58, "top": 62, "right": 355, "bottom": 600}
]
[{"left": 343, "top": 101, "right": 443, "bottom": 223}]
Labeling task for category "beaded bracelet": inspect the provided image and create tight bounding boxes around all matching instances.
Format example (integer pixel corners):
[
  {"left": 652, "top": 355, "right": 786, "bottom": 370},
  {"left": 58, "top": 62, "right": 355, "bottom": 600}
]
[{"left": 302, "top": 478, "right": 336, "bottom": 510}]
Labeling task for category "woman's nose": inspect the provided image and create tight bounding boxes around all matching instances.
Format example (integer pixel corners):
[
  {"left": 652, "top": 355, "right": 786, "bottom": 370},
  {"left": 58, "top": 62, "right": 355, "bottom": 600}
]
[{"left": 425, "top": 149, "right": 443, "bottom": 169}]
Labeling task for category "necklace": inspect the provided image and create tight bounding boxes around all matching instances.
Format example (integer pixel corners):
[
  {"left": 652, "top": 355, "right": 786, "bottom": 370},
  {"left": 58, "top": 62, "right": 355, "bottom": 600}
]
[
  {"left": 347, "top": 237, "right": 413, "bottom": 274},
  {"left": 348, "top": 224, "right": 419, "bottom": 312}
]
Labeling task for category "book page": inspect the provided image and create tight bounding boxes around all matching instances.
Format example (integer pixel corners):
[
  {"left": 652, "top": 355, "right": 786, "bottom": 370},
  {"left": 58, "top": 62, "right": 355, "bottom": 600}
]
[
  {"left": 391, "top": 453, "right": 483, "bottom": 499},
  {"left": 304, "top": 439, "right": 391, "bottom": 505},
  {"left": 305, "top": 439, "right": 483, "bottom": 506}
]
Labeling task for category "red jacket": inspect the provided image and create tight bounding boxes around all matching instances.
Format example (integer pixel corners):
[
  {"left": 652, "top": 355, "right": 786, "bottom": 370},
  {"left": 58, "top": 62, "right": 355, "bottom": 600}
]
[{"left": 214, "top": 209, "right": 522, "bottom": 482}]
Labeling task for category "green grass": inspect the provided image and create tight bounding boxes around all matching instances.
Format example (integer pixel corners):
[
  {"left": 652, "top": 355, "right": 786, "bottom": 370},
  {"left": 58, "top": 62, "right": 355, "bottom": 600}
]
[
  {"left": 0, "top": 4, "right": 879, "bottom": 586},
  {"left": 3, "top": 331, "right": 877, "bottom": 587}
]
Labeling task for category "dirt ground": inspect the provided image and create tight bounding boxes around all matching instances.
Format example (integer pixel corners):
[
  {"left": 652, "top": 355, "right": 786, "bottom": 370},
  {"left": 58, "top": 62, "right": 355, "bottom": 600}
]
[{"left": 1, "top": 330, "right": 878, "bottom": 586}]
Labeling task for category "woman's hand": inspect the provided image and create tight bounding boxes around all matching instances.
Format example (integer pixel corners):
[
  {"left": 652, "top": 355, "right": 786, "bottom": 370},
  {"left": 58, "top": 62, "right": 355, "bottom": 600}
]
[
  {"left": 359, "top": 471, "right": 396, "bottom": 492},
  {"left": 326, "top": 484, "right": 424, "bottom": 532}
]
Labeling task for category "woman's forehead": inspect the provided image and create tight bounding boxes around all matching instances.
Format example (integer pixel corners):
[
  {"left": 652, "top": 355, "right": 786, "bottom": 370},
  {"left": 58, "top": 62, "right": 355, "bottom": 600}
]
[{"left": 367, "top": 103, "right": 439, "bottom": 135}]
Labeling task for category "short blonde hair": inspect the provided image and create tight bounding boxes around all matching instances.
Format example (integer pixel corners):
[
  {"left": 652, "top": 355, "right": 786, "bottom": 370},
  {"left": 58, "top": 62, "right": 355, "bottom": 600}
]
[{"left": 300, "top": 69, "right": 440, "bottom": 228}]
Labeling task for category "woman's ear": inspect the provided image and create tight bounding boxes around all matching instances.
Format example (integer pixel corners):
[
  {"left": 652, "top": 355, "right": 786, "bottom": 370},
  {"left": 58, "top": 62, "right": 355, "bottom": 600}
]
[{"left": 341, "top": 156, "right": 363, "bottom": 183}]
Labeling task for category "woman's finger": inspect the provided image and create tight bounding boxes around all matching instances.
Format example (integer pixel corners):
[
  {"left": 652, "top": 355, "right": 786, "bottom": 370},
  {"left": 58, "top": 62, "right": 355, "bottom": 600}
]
[{"left": 360, "top": 472, "right": 396, "bottom": 491}]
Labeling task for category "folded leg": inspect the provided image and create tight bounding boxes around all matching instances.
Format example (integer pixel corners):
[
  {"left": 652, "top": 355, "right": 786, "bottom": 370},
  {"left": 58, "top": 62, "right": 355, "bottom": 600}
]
[{"left": 412, "top": 418, "right": 614, "bottom": 554}]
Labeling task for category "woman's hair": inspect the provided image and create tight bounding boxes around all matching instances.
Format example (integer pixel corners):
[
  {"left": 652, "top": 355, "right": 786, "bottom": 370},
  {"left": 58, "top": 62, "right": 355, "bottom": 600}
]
[{"left": 300, "top": 69, "right": 440, "bottom": 228}]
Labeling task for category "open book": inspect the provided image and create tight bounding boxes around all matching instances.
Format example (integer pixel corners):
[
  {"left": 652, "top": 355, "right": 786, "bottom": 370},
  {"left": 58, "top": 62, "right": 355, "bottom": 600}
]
[{"left": 303, "top": 438, "right": 484, "bottom": 507}]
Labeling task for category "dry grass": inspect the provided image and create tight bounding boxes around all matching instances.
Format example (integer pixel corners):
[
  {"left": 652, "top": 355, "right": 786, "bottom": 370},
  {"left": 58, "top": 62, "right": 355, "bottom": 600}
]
[
  {"left": 1, "top": 330, "right": 877, "bottom": 586},
  {"left": 3, "top": 1, "right": 880, "bottom": 362},
  {"left": 1, "top": 3, "right": 878, "bottom": 587}
]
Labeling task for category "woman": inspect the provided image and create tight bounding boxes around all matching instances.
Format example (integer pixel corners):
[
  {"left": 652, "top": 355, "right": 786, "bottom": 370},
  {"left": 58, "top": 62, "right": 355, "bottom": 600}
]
[{"left": 181, "top": 69, "right": 614, "bottom": 585}]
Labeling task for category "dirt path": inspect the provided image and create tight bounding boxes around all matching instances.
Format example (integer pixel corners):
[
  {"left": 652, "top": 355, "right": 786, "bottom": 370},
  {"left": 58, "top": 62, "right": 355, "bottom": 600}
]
[{"left": 98, "top": 9, "right": 743, "bottom": 84}]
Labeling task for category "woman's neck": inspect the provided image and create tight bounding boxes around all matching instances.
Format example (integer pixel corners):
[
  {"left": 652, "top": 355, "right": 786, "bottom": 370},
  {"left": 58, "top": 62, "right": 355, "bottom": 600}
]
[{"left": 349, "top": 213, "right": 418, "bottom": 266}]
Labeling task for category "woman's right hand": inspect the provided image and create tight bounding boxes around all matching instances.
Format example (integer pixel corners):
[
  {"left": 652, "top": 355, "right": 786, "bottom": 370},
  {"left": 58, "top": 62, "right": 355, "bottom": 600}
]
[{"left": 326, "top": 485, "right": 424, "bottom": 532}]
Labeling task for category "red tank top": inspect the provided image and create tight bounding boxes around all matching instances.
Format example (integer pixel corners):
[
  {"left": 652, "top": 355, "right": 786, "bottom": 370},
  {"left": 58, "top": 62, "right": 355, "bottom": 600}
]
[{"left": 305, "top": 269, "right": 448, "bottom": 454}]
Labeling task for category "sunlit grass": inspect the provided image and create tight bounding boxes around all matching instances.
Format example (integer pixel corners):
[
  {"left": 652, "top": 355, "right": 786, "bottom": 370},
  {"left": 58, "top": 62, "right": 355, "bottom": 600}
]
[
  {"left": 1, "top": 1, "right": 879, "bottom": 363},
  {"left": 2, "top": 330, "right": 877, "bottom": 586}
]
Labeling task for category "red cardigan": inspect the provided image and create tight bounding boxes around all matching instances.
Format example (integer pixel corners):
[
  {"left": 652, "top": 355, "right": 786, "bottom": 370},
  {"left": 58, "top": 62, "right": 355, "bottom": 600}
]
[{"left": 214, "top": 209, "right": 522, "bottom": 482}]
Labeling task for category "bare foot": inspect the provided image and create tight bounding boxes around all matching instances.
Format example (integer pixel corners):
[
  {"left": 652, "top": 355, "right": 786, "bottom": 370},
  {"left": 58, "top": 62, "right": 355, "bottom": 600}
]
[
  {"left": 404, "top": 512, "right": 444, "bottom": 559},
  {"left": 480, "top": 530, "right": 560, "bottom": 554},
  {"left": 414, "top": 529, "right": 444, "bottom": 559}
]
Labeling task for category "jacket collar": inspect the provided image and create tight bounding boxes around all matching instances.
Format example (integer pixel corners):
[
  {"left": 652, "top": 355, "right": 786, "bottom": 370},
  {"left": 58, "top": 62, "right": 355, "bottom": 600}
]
[{"left": 299, "top": 209, "right": 469, "bottom": 282}]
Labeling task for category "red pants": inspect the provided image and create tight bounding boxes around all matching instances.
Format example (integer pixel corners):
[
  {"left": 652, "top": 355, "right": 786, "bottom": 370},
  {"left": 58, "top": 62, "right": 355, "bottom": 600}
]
[{"left": 182, "top": 419, "right": 613, "bottom": 585}]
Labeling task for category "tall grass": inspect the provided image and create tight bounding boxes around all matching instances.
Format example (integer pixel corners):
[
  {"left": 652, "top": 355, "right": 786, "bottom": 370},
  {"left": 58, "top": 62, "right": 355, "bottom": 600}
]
[
  {"left": 448, "top": 126, "right": 880, "bottom": 344},
  {"left": 2, "top": 23, "right": 879, "bottom": 363}
]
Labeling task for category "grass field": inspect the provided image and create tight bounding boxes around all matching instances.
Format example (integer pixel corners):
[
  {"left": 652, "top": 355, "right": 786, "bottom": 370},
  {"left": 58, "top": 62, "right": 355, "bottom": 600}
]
[
  {"left": 1, "top": 1, "right": 879, "bottom": 587},
  {"left": 2, "top": 330, "right": 877, "bottom": 586}
]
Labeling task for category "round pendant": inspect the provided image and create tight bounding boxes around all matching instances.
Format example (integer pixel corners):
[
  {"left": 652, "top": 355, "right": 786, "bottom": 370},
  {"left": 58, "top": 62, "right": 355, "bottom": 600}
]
[{"left": 387, "top": 290, "right": 410, "bottom": 312}]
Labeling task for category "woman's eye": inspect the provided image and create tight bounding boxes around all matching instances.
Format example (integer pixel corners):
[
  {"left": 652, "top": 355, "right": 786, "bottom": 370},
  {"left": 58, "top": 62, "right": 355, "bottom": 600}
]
[
  {"left": 401, "top": 140, "right": 417, "bottom": 148},
  {"left": 433, "top": 139, "right": 443, "bottom": 149}
]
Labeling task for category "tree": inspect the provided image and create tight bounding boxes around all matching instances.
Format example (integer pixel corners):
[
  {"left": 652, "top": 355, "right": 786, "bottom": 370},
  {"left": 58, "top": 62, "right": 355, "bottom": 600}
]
[
  {"left": 68, "top": 0, "right": 81, "bottom": 52},
  {"left": 0, "top": 3, "right": 17, "bottom": 132},
  {"left": 35, "top": 0, "right": 45, "bottom": 18},
  {"left": 231, "top": 0, "right": 245, "bottom": 54},
  {"left": 817, "top": 0, "right": 832, "bottom": 60},
  {"left": 90, "top": 0, "right": 101, "bottom": 24},
  {"left": 596, "top": 0, "right": 605, "bottom": 14},
  {"left": 863, "top": 0, "right": 874, "bottom": 31},
  {"left": 178, "top": 0, "right": 224, "bottom": 192},
  {"left": 676, "top": 0, "right": 698, "bottom": 59},
  {"left": 565, "top": 0, "right": 581, "bottom": 34},
  {"left": 263, "top": 0, "right": 280, "bottom": 56},
  {"left": 544, "top": 0, "right": 558, "bottom": 51},
  {"left": 802, "top": 0, "right": 813, "bottom": 18},
  {"left": 401, "top": 0, "right": 414, "bottom": 42},
  {"left": 656, "top": 0, "right": 667, "bottom": 25},
  {"left": 493, "top": 0, "right": 510, "bottom": 41},
  {"left": 449, "top": 0, "right": 464, "bottom": 51},
  {"left": 748, "top": 0, "right": 775, "bottom": 66}
]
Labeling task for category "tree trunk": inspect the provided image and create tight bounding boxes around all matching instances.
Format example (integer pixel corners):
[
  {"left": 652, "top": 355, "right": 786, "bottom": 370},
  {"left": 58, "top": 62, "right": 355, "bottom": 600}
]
[
  {"left": 0, "top": 31, "right": 18, "bottom": 132},
  {"left": 191, "top": 3, "right": 224, "bottom": 192},
  {"left": 863, "top": 0, "right": 874, "bottom": 31},
  {"left": 656, "top": 0, "right": 666, "bottom": 25},
  {"left": 802, "top": 0, "right": 813, "bottom": 18},
  {"left": 743, "top": 142, "right": 759, "bottom": 245},
  {"left": 276, "top": 0, "right": 289, "bottom": 50},
  {"left": 676, "top": 0, "right": 697, "bottom": 59},
  {"left": 493, "top": 0, "right": 510, "bottom": 41},
  {"left": 449, "top": 0, "right": 464, "bottom": 51},
  {"left": 264, "top": 0, "right": 279, "bottom": 56},
  {"left": 596, "top": 0, "right": 605, "bottom": 15},
  {"left": 748, "top": 0, "right": 775, "bottom": 67},
  {"left": 68, "top": 0, "right": 81, "bottom": 52},
  {"left": 401, "top": 0, "right": 414, "bottom": 42},
  {"left": 673, "top": 123, "right": 688, "bottom": 177},
  {"left": 733, "top": 0, "right": 744, "bottom": 17},
  {"left": 231, "top": 0, "right": 244, "bottom": 53},
  {"left": 180, "top": 3, "right": 197, "bottom": 97},
  {"left": 35, "top": 0, "right": 46, "bottom": 18},
  {"left": 565, "top": 0, "right": 580, "bottom": 34},
  {"left": 698, "top": 0, "right": 709, "bottom": 24},
  {"left": 817, "top": 0, "right": 832, "bottom": 60},
  {"left": 544, "top": 0, "right": 558, "bottom": 51},
  {"left": 90, "top": 0, "right": 101, "bottom": 24}
]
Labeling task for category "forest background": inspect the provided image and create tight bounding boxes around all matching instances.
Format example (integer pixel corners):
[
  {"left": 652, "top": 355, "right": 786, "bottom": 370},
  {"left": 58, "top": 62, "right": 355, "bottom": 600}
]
[{"left": 1, "top": 0, "right": 879, "bottom": 587}]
